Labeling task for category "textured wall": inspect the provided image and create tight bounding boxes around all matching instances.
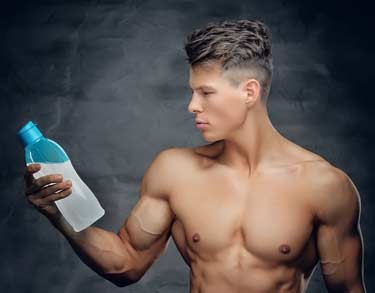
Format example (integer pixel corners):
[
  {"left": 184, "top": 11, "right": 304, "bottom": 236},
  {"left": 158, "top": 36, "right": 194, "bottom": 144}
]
[{"left": 1, "top": 0, "right": 373, "bottom": 292}]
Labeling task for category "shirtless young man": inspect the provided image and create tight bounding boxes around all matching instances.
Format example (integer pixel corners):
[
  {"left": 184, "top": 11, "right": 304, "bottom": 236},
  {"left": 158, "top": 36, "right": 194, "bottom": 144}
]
[{"left": 23, "top": 20, "right": 366, "bottom": 292}]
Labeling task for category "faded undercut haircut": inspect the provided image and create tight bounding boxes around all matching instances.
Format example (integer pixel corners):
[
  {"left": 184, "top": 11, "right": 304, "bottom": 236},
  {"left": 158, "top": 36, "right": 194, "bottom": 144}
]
[{"left": 184, "top": 19, "right": 273, "bottom": 104}]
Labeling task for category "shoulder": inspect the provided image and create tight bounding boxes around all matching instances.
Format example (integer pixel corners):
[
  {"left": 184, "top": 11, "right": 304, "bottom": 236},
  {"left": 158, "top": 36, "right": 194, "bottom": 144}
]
[
  {"left": 308, "top": 164, "right": 361, "bottom": 225},
  {"left": 141, "top": 147, "right": 198, "bottom": 196},
  {"left": 145, "top": 143, "right": 221, "bottom": 189},
  {"left": 151, "top": 146, "right": 198, "bottom": 168},
  {"left": 154, "top": 141, "right": 224, "bottom": 168},
  {"left": 144, "top": 147, "right": 191, "bottom": 180}
]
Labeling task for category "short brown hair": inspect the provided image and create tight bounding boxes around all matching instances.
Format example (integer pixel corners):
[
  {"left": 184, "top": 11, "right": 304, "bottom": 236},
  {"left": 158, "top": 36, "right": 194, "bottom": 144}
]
[{"left": 184, "top": 19, "right": 273, "bottom": 104}]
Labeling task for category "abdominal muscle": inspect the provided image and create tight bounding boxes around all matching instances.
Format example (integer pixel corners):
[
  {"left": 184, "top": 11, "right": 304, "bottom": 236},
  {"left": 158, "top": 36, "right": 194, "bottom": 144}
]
[
  {"left": 170, "top": 224, "right": 308, "bottom": 293},
  {"left": 188, "top": 252, "right": 305, "bottom": 293}
]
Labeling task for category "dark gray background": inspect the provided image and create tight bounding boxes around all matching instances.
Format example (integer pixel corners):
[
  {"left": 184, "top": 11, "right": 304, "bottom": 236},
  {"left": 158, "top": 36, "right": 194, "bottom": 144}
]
[{"left": 1, "top": 0, "right": 374, "bottom": 292}]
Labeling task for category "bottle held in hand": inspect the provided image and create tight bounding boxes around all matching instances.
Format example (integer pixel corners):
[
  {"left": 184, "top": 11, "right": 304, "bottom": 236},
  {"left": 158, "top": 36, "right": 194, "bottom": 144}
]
[{"left": 17, "top": 121, "right": 105, "bottom": 232}]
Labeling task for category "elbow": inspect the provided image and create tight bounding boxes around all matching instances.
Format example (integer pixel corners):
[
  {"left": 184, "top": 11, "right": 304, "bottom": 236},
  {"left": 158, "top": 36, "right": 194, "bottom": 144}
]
[
  {"left": 101, "top": 267, "right": 143, "bottom": 287},
  {"left": 111, "top": 276, "right": 139, "bottom": 288},
  {"left": 104, "top": 271, "right": 141, "bottom": 287}
]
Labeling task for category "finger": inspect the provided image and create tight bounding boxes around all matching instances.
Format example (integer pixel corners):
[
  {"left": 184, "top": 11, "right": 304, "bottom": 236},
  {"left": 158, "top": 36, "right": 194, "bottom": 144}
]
[
  {"left": 40, "top": 187, "right": 72, "bottom": 204},
  {"left": 25, "top": 174, "right": 63, "bottom": 196},
  {"left": 38, "top": 180, "right": 72, "bottom": 198},
  {"left": 27, "top": 180, "right": 71, "bottom": 202},
  {"left": 49, "top": 187, "right": 72, "bottom": 201},
  {"left": 23, "top": 164, "right": 41, "bottom": 186}
]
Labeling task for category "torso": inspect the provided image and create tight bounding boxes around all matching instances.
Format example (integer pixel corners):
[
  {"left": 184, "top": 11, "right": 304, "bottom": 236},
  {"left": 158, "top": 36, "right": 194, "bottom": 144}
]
[{"left": 167, "top": 141, "right": 332, "bottom": 293}]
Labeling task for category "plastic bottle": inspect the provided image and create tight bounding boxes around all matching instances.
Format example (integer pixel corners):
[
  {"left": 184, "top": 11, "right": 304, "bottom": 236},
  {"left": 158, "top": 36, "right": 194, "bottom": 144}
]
[{"left": 17, "top": 121, "right": 105, "bottom": 232}]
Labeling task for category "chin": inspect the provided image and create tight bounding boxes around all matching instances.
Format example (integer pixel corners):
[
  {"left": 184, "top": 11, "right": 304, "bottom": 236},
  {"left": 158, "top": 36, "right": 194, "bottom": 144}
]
[
  {"left": 203, "top": 137, "right": 217, "bottom": 143},
  {"left": 201, "top": 132, "right": 225, "bottom": 143}
]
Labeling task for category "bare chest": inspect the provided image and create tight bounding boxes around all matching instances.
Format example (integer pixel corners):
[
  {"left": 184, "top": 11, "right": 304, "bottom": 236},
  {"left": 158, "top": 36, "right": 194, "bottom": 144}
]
[{"left": 170, "top": 166, "right": 316, "bottom": 264}]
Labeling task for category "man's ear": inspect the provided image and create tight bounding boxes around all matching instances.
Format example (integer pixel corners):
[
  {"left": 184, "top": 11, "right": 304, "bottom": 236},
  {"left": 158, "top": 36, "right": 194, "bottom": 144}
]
[{"left": 243, "top": 78, "right": 261, "bottom": 105}]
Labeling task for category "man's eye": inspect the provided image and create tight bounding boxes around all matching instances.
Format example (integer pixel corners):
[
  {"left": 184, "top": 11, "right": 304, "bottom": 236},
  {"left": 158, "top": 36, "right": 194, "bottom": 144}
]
[{"left": 202, "top": 92, "right": 212, "bottom": 96}]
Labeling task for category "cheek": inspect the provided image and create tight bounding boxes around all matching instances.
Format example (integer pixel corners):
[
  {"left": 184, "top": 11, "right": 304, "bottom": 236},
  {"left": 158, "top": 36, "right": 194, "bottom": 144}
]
[{"left": 211, "top": 98, "right": 247, "bottom": 129}]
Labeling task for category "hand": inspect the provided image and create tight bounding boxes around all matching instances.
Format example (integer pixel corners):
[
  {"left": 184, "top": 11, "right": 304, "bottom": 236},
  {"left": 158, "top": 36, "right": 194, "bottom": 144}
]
[{"left": 23, "top": 163, "right": 73, "bottom": 221}]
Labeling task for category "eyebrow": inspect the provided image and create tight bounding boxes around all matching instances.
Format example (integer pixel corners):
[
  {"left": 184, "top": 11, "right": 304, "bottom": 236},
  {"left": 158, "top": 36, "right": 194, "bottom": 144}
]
[{"left": 189, "top": 85, "right": 215, "bottom": 91}]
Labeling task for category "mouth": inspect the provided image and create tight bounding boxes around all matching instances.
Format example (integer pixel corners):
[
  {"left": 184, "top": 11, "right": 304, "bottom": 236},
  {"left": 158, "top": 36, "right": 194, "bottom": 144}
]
[{"left": 195, "top": 122, "right": 209, "bottom": 129}]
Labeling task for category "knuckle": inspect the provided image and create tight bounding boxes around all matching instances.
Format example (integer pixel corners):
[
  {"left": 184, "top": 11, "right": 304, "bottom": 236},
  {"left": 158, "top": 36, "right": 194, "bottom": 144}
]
[
  {"left": 48, "top": 188, "right": 60, "bottom": 197},
  {"left": 26, "top": 165, "right": 35, "bottom": 173},
  {"left": 52, "top": 174, "right": 62, "bottom": 182},
  {"left": 40, "top": 178, "right": 50, "bottom": 188},
  {"left": 39, "top": 188, "right": 49, "bottom": 198},
  {"left": 44, "top": 185, "right": 59, "bottom": 197},
  {"left": 50, "top": 183, "right": 62, "bottom": 194},
  {"left": 31, "top": 163, "right": 40, "bottom": 170}
]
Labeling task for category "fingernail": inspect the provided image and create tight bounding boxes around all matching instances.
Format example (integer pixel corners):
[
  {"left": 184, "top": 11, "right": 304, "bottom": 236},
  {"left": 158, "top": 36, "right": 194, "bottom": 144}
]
[{"left": 67, "top": 180, "right": 72, "bottom": 185}]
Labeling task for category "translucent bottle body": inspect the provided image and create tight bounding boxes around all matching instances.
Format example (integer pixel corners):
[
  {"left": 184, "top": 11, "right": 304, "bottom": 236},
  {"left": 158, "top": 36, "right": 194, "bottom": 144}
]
[{"left": 25, "top": 138, "right": 105, "bottom": 232}]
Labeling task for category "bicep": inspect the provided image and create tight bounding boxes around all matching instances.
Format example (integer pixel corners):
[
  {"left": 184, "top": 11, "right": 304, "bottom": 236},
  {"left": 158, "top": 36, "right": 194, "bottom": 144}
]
[
  {"left": 317, "top": 224, "right": 364, "bottom": 288},
  {"left": 116, "top": 149, "right": 176, "bottom": 277},
  {"left": 124, "top": 195, "right": 175, "bottom": 250},
  {"left": 316, "top": 167, "right": 365, "bottom": 290},
  {"left": 116, "top": 204, "right": 173, "bottom": 282}
]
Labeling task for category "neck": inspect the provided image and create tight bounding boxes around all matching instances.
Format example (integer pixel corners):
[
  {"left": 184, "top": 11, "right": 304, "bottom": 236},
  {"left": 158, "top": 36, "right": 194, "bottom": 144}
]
[{"left": 218, "top": 103, "right": 289, "bottom": 177}]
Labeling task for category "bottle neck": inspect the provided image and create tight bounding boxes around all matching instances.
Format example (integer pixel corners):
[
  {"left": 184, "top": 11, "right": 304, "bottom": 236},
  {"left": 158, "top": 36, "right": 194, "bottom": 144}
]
[
  {"left": 27, "top": 135, "right": 45, "bottom": 146},
  {"left": 17, "top": 121, "right": 45, "bottom": 147}
]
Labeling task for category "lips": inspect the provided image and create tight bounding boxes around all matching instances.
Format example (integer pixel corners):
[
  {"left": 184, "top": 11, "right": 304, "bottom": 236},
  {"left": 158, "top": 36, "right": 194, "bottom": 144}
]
[
  {"left": 195, "top": 119, "right": 208, "bottom": 124},
  {"left": 195, "top": 118, "right": 209, "bottom": 129}
]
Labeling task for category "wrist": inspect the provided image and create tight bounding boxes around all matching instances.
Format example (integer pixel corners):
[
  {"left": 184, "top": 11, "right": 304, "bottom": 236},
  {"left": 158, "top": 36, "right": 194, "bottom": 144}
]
[{"left": 48, "top": 212, "right": 74, "bottom": 235}]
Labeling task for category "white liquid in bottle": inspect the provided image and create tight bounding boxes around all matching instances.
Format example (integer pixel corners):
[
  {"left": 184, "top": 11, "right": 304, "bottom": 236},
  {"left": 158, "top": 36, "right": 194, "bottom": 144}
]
[{"left": 29, "top": 160, "right": 105, "bottom": 232}]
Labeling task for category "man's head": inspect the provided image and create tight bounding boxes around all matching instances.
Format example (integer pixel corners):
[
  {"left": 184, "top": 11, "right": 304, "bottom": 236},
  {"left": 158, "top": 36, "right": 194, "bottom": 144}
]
[
  {"left": 184, "top": 19, "right": 273, "bottom": 142},
  {"left": 184, "top": 19, "right": 273, "bottom": 106}
]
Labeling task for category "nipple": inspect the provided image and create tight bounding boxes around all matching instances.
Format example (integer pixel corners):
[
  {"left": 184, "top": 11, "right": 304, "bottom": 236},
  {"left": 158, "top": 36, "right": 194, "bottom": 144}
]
[
  {"left": 279, "top": 244, "right": 291, "bottom": 254},
  {"left": 192, "top": 233, "right": 200, "bottom": 243}
]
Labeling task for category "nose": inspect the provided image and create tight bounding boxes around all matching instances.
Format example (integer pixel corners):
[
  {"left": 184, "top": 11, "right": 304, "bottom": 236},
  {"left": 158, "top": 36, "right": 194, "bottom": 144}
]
[{"left": 187, "top": 93, "right": 203, "bottom": 114}]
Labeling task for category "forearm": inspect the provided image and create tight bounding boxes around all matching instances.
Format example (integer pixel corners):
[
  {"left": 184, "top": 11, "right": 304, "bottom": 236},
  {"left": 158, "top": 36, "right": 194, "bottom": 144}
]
[{"left": 49, "top": 214, "right": 138, "bottom": 286}]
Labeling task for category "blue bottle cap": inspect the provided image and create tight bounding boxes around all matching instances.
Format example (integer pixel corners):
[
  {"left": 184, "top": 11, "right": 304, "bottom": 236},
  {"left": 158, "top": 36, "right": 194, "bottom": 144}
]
[{"left": 17, "top": 121, "right": 44, "bottom": 147}]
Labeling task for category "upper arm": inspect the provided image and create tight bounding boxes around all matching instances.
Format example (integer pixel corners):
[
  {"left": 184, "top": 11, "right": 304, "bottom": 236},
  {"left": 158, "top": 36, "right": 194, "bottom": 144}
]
[
  {"left": 315, "top": 167, "right": 366, "bottom": 292},
  {"left": 116, "top": 148, "right": 177, "bottom": 281}
]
